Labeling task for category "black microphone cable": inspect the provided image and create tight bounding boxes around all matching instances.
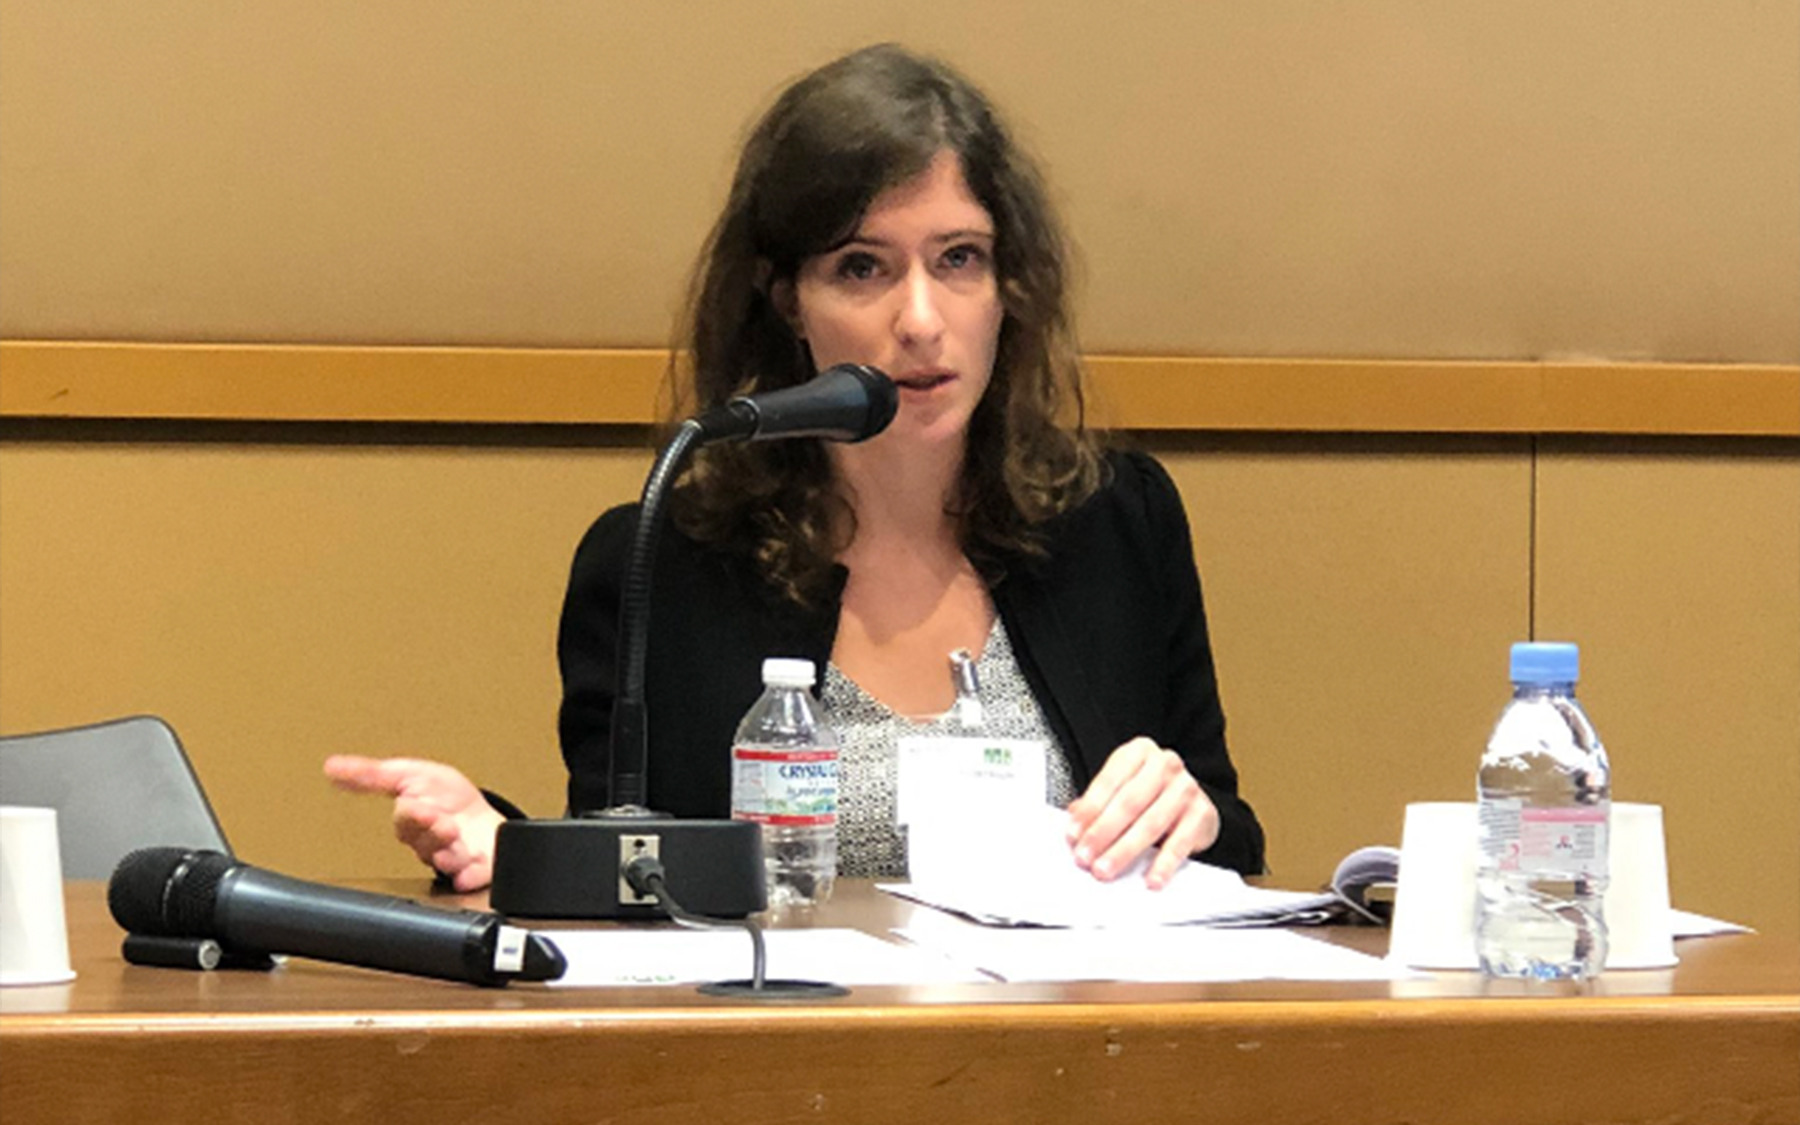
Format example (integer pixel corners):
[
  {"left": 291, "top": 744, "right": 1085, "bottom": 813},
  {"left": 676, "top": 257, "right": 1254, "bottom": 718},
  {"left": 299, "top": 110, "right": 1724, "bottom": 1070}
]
[
  {"left": 621, "top": 855, "right": 846, "bottom": 999},
  {"left": 624, "top": 853, "right": 766, "bottom": 989}
]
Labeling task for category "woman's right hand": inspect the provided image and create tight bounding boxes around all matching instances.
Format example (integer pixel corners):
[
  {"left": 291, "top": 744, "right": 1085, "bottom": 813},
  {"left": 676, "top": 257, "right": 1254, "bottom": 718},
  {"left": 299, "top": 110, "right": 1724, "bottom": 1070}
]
[{"left": 323, "top": 755, "right": 504, "bottom": 892}]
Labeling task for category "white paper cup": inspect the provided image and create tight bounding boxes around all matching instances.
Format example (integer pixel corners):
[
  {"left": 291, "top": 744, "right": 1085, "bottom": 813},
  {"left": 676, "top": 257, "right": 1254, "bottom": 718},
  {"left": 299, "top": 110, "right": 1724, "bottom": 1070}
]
[
  {"left": 1386, "top": 800, "right": 1675, "bottom": 972},
  {"left": 0, "top": 806, "right": 77, "bottom": 986},
  {"left": 1387, "top": 802, "right": 1481, "bottom": 970},
  {"left": 1603, "top": 803, "right": 1676, "bottom": 969}
]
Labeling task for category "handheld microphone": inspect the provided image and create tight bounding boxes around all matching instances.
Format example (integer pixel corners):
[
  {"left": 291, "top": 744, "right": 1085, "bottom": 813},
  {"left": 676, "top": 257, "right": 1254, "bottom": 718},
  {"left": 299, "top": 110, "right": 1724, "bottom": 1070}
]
[
  {"left": 693, "top": 363, "right": 898, "bottom": 444},
  {"left": 109, "top": 847, "right": 566, "bottom": 987}
]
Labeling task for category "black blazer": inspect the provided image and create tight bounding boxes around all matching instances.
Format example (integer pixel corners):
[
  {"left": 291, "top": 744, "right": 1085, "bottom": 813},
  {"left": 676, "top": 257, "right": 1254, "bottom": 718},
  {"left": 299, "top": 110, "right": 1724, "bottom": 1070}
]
[{"left": 556, "top": 449, "right": 1266, "bottom": 875}]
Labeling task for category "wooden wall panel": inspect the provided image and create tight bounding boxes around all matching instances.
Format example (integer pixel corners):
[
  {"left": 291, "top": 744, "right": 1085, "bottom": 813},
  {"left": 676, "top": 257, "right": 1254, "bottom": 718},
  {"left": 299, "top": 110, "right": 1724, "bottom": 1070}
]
[
  {"left": 1157, "top": 438, "right": 1531, "bottom": 887},
  {"left": 1534, "top": 441, "right": 1800, "bottom": 939},
  {"left": 7, "top": 343, "right": 1794, "bottom": 436},
  {"left": 0, "top": 438, "right": 652, "bottom": 878}
]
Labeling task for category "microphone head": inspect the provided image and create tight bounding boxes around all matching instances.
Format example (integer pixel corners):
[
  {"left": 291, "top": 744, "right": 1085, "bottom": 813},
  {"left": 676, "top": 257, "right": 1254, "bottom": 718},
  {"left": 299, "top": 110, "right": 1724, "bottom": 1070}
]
[
  {"left": 694, "top": 363, "right": 898, "bottom": 444},
  {"left": 837, "top": 364, "right": 899, "bottom": 443},
  {"left": 109, "top": 846, "right": 233, "bottom": 936}
]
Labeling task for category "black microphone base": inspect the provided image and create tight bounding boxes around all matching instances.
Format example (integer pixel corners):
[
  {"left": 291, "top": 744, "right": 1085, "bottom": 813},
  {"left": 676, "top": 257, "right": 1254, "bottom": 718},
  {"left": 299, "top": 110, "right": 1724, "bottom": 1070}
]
[
  {"left": 490, "top": 816, "right": 766, "bottom": 920},
  {"left": 699, "top": 978, "right": 849, "bottom": 1000}
]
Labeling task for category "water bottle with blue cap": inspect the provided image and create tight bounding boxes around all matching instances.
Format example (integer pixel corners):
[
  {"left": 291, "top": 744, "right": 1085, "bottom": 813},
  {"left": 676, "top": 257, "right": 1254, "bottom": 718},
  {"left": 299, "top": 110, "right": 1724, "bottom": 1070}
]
[{"left": 1476, "top": 641, "right": 1612, "bottom": 979}]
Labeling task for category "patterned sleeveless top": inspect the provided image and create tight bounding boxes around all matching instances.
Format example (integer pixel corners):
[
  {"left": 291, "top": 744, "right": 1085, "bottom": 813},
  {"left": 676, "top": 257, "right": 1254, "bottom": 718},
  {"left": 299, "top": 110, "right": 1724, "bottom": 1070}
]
[{"left": 820, "top": 616, "right": 1078, "bottom": 878}]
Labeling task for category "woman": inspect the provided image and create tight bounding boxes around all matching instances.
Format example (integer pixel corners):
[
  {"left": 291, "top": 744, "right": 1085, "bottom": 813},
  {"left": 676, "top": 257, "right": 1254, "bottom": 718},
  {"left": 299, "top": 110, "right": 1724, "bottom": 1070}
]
[{"left": 327, "top": 44, "right": 1264, "bottom": 894}]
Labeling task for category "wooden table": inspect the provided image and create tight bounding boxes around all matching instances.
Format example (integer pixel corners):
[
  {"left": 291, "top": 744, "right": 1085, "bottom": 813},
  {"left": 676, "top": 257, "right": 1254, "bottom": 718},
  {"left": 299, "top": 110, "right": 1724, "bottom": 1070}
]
[{"left": 3, "top": 881, "right": 1796, "bottom": 1124}]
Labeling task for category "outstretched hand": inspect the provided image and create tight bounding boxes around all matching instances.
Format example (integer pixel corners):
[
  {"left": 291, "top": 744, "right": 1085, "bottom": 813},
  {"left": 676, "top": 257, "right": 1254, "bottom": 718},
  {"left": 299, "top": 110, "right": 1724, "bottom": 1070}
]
[
  {"left": 1065, "top": 736, "right": 1219, "bottom": 890},
  {"left": 323, "top": 755, "right": 504, "bottom": 893}
]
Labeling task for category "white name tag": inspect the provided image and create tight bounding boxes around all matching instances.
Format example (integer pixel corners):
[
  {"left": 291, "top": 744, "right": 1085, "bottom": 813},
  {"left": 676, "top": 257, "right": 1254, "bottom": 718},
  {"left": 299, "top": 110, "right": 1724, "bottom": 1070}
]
[{"left": 896, "top": 735, "right": 1049, "bottom": 828}]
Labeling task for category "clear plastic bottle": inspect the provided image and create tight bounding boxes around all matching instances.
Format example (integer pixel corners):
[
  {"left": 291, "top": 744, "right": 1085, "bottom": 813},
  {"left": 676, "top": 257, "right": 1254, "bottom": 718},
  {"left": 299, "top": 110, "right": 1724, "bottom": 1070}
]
[
  {"left": 1476, "top": 641, "right": 1612, "bottom": 979},
  {"left": 730, "top": 658, "right": 838, "bottom": 908}
]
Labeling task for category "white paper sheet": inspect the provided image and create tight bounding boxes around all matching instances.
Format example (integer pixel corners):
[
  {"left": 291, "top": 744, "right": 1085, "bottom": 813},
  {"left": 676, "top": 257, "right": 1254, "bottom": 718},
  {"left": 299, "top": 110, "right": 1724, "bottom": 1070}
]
[
  {"left": 543, "top": 927, "right": 989, "bottom": 988},
  {"left": 888, "top": 803, "right": 1337, "bottom": 928},
  {"left": 892, "top": 908, "right": 1410, "bottom": 983},
  {"left": 1669, "top": 909, "right": 1753, "bottom": 938}
]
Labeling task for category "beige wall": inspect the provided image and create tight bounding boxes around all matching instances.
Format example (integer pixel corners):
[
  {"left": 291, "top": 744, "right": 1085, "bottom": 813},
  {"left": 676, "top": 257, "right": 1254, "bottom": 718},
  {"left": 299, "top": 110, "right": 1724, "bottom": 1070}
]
[
  {"left": 2, "top": 1, "right": 1795, "bottom": 361},
  {"left": 1, "top": 3, "right": 1795, "bottom": 937},
  {"left": 1533, "top": 440, "right": 1800, "bottom": 935},
  {"left": 0, "top": 437, "right": 635, "bottom": 864}
]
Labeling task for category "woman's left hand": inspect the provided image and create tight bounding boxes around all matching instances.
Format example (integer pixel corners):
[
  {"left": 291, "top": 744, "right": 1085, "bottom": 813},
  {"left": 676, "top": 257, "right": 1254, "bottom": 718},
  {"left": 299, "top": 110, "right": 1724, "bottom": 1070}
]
[{"left": 1065, "top": 736, "right": 1219, "bottom": 890}]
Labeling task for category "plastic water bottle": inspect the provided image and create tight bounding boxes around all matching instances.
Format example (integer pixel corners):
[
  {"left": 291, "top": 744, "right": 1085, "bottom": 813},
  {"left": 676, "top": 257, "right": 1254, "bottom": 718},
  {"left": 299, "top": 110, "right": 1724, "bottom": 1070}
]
[
  {"left": 1476, "top": 642, "right": 1612, "bottom": 979},
  {"left": 730, "top": 658, "right": 838, "bottom": 908}
]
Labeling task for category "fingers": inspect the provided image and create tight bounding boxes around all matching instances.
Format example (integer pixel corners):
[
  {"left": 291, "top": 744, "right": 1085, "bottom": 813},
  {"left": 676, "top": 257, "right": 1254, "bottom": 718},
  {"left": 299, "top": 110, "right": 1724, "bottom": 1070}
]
[
  {"left": 325, "top": 755, "right": 480, "bottom": 809},
  {"left": 322, "top": 754, "right": 384, "bottom": 792},
  {"left": 327, "top": 754, "right": 499, "bottom": 891},
  {"left": 1145, "top": 787, "right": 1219, "bottom": 890},
  {"left": 323, "top": 755, "right": 432, "bottom": 797},
  {"left": 1065, "top": 736, "right": 1160, "bottom": 846},
  {"left": 1068, "top": 738, "right": 1219, "bottom": 888},
  {"left": 388, "top": 795, "right": 503, "bottom": 892},
  {"left": 448, "top": 858, "right": 495, "bottom": 894},
  {"left": 392, "top": 794, "right": 462, "bottom": 866},
  {"left": 1067, "top": 738, "right": 1175, "bottom": 873},
  {"left": 423, "top": 807, "right": 504, "bottom": 893},
  {"left": 1086, "top": 756, "right": 1191, "bottom": 881}
]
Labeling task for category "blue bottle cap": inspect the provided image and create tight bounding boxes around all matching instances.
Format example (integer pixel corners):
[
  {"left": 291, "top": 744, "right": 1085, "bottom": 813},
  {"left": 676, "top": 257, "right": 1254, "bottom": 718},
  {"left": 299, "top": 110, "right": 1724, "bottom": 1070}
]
[{"left": 1510, "top": 641, "right": 1579, "bottom": 685}]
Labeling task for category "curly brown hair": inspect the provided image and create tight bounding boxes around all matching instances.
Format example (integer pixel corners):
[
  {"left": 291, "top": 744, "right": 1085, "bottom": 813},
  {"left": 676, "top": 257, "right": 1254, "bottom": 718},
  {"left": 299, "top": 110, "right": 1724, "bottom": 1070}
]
[{"left": 667, "top": 44, "right": 1102, "bottom": 604}]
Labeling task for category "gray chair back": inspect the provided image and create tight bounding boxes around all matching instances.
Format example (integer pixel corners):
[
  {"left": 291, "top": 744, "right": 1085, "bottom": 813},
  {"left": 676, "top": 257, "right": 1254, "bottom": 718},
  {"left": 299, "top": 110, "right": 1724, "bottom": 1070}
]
[{"left": 0, "top": 715, "right": 231, "bottom": 878}]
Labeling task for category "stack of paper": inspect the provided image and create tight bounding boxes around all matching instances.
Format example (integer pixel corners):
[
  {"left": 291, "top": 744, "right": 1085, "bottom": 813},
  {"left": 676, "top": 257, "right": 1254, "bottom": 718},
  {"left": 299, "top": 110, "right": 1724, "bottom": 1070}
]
[
  {"left": 544, "top": 928, "right": 988, "bottom": 988},
  {"left": 884, "top": 804, "right": 1338, "bottom": 928},
  {"left": 891, "top": 908, "right": 1406, "bottom": 983}
]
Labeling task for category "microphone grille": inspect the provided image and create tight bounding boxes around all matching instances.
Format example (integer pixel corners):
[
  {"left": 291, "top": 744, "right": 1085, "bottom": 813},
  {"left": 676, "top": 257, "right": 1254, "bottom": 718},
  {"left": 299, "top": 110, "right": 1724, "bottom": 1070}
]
[
  {"left": 108, "top": 846, "right": 234, "bottom": 936},
  {"left": 844, "top": 365, "right": 898, "bottom": 441}
]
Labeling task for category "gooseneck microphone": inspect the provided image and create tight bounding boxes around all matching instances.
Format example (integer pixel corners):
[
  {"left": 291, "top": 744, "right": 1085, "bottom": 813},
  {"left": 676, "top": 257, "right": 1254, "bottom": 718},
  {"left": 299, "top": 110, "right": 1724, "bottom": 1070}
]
[
  {"left": 693, "top": 363, "right": 899, "bottom": 444},
  {"left": 611, "top": 363, "right": 896, "bottom": 812},
  {"left": 489, "top": 364, "right": 898, "bottom": 922},
  {"left": 110, "top": 847, "right": 566, "bottom": 987}
]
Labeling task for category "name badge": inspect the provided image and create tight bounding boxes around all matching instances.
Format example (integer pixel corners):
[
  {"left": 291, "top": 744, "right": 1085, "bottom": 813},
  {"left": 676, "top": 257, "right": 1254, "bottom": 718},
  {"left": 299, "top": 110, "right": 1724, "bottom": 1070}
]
[{"left": 896, "top": 735, "right": 1048, "bottom": 828}]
